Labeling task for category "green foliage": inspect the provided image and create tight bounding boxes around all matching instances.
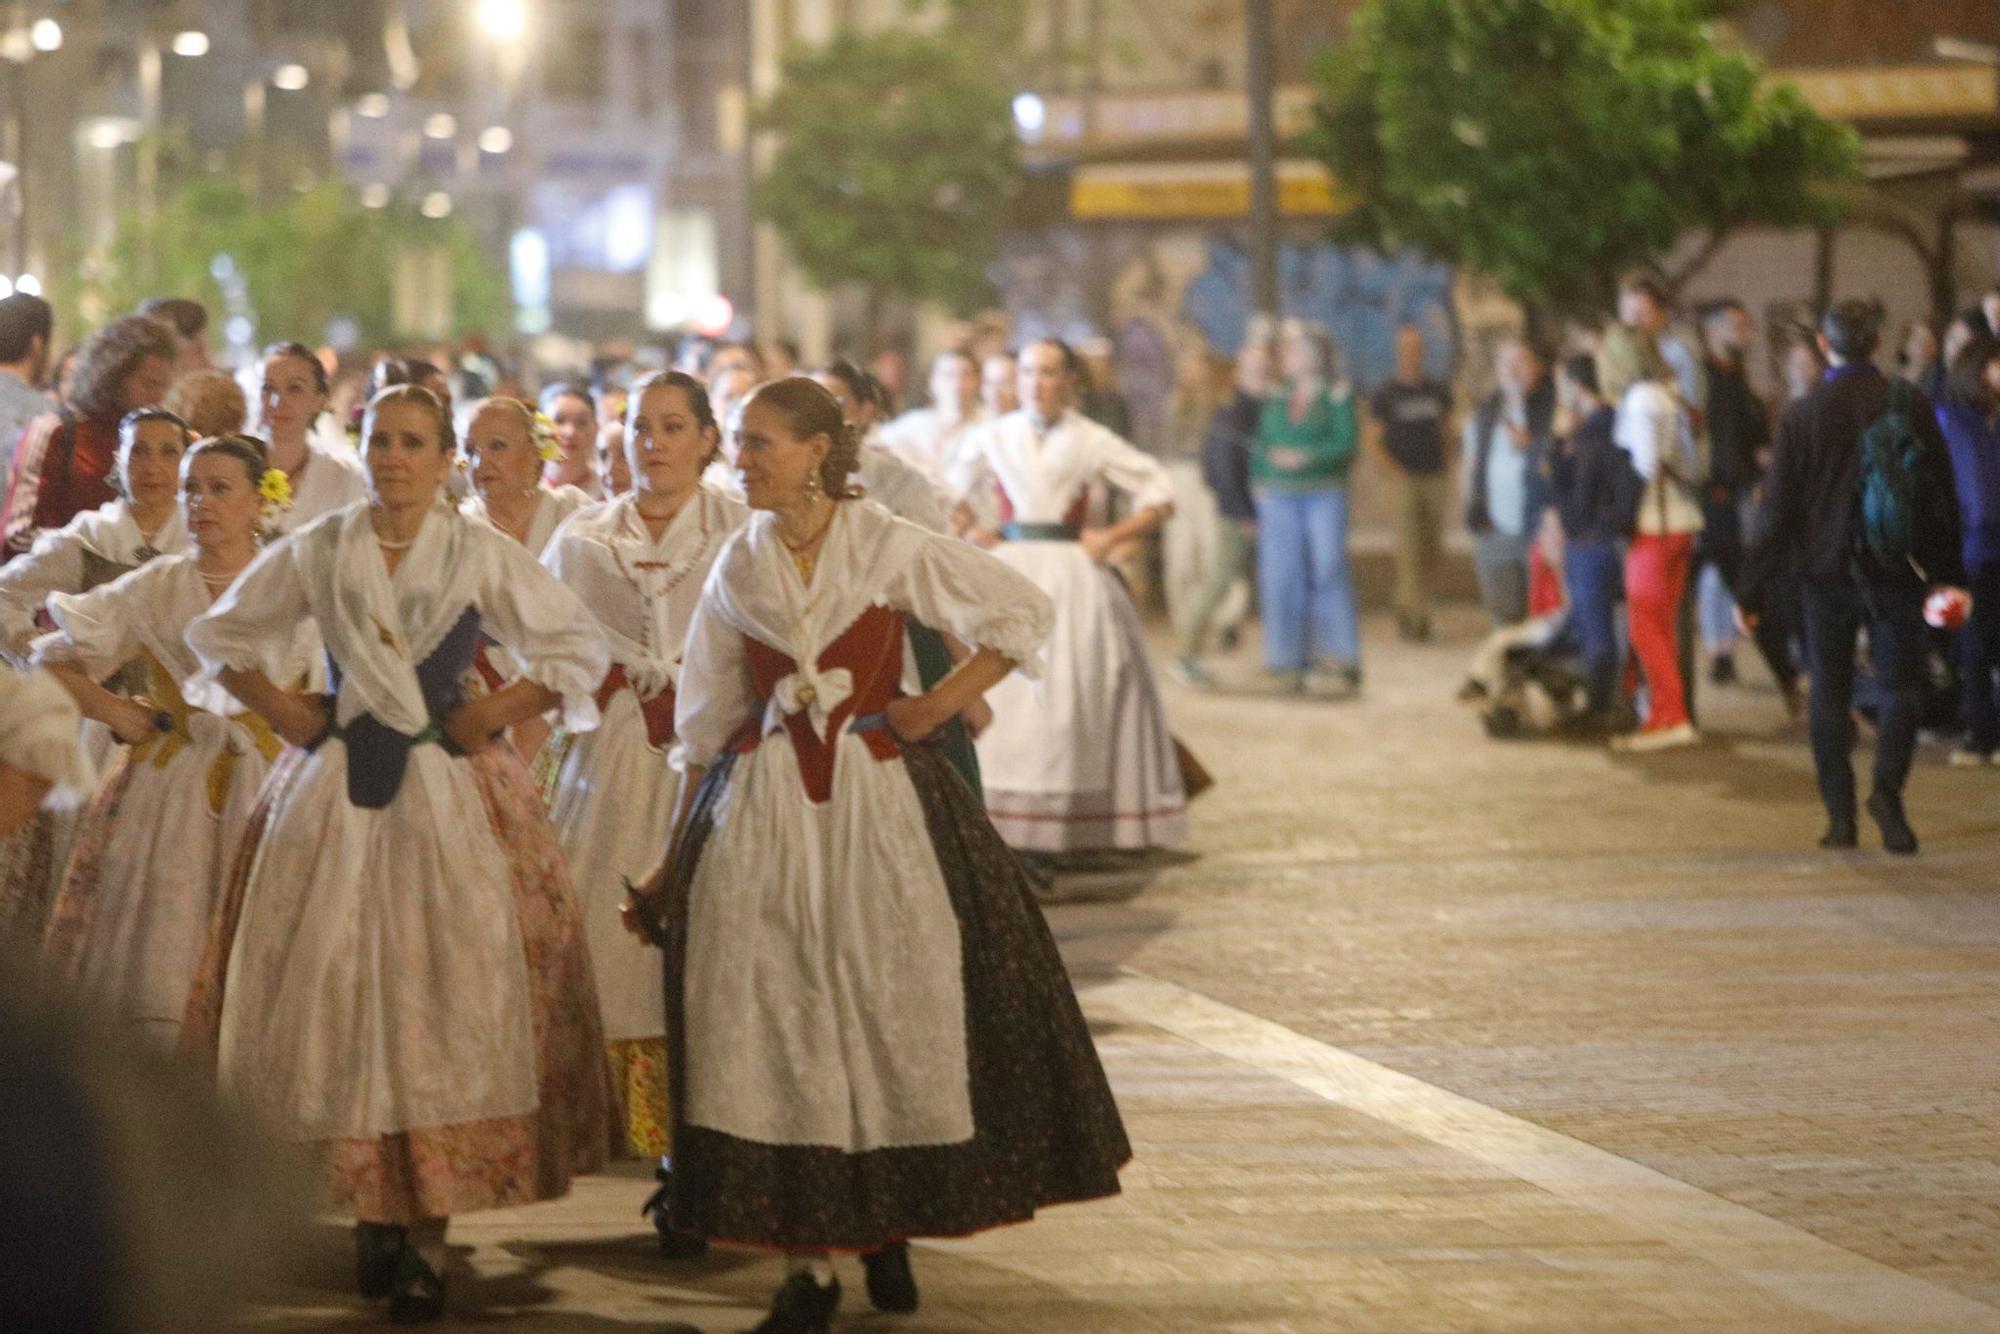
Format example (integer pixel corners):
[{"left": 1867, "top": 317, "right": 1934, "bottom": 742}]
[
  {"left": 1303, "top": 0, "right": 1861, "bottom": 319},
  {"left": 76, "top": 171, "right": 508, "bottom": 347},
  {"left": 752, "top": 25, "right": 1023, "bottom": 323}
]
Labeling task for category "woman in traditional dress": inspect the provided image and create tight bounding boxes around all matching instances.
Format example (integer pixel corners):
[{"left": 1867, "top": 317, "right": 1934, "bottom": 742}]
[
  {"left": 542, "top": 371, "right": 746, "bottom": 1244},
  {"left": 182, "top": 385, "right": 613, "bottom": 1323},
  {"left": 953, "top": 338, "right": 1187, "bottom": 853},
  {"left": 877, "top": 346, "right": 987, "bottom": 481},
  {"left": 541, "top": 381, "right": 602, "bottom": 499},
  {"left": 0, "top": 407, "right": 190, "bottom": 941},
  {"left": 461, "top": 397, "right": 592, "bottom": 557},
  {"left": 812, "top": 358, "right": 951, "bottom": 529},
  {"left": 256, "top": 342, "right": 368, "bottom": 535},
  {"left": 623, "top": 377, "right": 1128, "bottom": 1334},
  {"left": 38, "top": 435, "right": 315, "bottom": 1045}
]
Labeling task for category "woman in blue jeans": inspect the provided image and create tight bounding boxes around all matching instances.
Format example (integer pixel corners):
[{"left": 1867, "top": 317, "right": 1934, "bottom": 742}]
[
  {"left": 1251, "top": 321, "right": 1359, "bottom": 692},
  {"left": 1547, "top": 354, "right": 1628, "bottom": 722}
]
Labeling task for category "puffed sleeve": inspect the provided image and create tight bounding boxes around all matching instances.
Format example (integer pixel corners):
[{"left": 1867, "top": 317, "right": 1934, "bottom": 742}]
[
  {"left": 886, "top": 528, "right": 1054, "bottom": 677},
  {"left": 0, "top": 523, "right": 85, "bottom": 667},
  {"left": 1080, "top": 418, "right": 1175, "bottom": 511},
  {"left": 185, "top": 536, "right": 313, "bottom": 681},
  {"left": 669, "top": 567, "right": 756, "bottom": 772},
  {"left": 476, "top": 530, "right": 610, "bottom": 732},
  {"left": 36, "top": 565, "right": 149, "bottom": 680},
  {"left": 945, "top": 428, "right": 996, "bottom": 507}
]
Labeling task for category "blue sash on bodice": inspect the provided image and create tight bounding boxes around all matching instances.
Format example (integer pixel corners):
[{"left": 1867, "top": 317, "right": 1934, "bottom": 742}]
[{"left": 322, "top": 606, "right": 483, "bottom": 809}]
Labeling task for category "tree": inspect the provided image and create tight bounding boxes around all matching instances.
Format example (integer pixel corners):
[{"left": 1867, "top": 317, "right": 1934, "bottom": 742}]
[
  {"left": 69, "top": 168, "right": 508, "bottom": 349},
  {"left": 752, "top": 23, "right": 1023, "bottom": 346},
  {"left": 1302, "top": 0, "right": 1861, "bottom": 329}
]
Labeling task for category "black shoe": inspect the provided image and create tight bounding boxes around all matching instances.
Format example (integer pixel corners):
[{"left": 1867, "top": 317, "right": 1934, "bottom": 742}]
[
  {"left": 640, "top": 1166, "right": 709, "bottom": 1259},
  {"left": 1819, "top": 821, "right": 1858, "bottom": 850},
  {"left": 387, "top": 1248, "right": 445, "bottom": 1324},
  {"left": 1866, "top": 791, "right": 1918, "bottom": 855},
  {"left": 753, "top": 1272, "right": 841, "bottom": 1333},
  {"left": 1709, "top": 653, "right": 1737, "bottom": 686},
  {"left": 862, "top": 1242, "right": 920, "bottom": 1313},
  {"left": 354, "top": 1222, "right": 406, "bottom": 1300}
]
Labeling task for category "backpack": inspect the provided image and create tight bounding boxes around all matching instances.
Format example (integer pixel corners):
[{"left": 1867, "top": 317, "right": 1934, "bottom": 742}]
[{"left": 1854, "top": 380, "right": 1938, "bottom": 580}]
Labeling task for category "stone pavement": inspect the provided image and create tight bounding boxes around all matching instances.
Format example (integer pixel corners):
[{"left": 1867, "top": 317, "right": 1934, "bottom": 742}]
[{"left": 248, "top": 607, "right": 2000, "bottom": 1332}]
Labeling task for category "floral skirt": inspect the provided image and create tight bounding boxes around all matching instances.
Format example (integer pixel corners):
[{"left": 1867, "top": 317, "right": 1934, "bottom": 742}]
[
  {"left": 0, "top": 806, "right": 74, "bottom": 952},
  {"left": 608, "top": 1036, "right": 670, "bottom": 1159},
  {"left": 182, "top": 746, "right": 618, "bottom": 1224},
  {"left": 655, "top": 741, "right": 1131, "bottom": 1251}
]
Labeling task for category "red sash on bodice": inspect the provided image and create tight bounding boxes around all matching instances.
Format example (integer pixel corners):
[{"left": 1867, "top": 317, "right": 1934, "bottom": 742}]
[
  {"left": 731, "top": 602, "right": 906, "bottom": 803},
  {"left": 596, "top": 663, "right": 677, "bottom": 749}
]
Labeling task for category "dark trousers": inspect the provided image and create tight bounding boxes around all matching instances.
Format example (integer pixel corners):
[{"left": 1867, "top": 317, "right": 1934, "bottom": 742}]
[
  {"left": 1563, "top": 540, "right": 1622, "bottom": 714},
  {"left": 1963, "top": 564, "right": 2000, "bottom": 753},
  {"left": 1800, "top": 580, "right": 1926, "bottom": 823}
]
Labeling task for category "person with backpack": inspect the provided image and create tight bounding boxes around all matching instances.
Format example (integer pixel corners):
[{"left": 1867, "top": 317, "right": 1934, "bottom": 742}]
[{"left": 1738, "top": 300, "right": 1966, "bottom": 854}]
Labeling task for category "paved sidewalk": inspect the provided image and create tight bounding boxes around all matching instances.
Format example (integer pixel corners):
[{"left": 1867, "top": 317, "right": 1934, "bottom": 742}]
[{"left": 248, "top": 609, "right": 2000, "bottom": 1332}]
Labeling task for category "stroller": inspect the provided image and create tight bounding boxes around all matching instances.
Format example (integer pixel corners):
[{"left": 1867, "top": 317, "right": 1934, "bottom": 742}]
[{"left": 1458, "top": 610, "right": 1596, "bottom": 739}]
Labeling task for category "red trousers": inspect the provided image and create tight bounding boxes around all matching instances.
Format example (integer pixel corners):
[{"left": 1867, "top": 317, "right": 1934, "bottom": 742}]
[{"left": 1624, "top": 533, "right": 1694, "bottom": 731}]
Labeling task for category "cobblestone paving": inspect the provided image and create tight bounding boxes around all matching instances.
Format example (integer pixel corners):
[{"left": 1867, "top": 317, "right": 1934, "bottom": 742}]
[{"left": 247, "top": 608, "right": 2000, "bottom": 1330}]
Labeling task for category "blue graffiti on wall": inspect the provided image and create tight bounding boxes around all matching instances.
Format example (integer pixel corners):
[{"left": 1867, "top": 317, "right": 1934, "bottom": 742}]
[{"left": 1182, "top": 239, "right": 1458, "bottom": 387}]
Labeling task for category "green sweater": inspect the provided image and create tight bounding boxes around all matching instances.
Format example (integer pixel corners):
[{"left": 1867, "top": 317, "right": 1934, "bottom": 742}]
[{"left": 1252, "top": 386, "right": 1357, "bottom": 490}]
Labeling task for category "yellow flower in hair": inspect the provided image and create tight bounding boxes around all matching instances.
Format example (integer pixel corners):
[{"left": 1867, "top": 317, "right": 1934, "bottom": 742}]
[
  {"left": 531, "top": 410, "right": 561, "bottom": 463},
  {"left": 258, "top": 467, "right": 294, "bottom": 510}
]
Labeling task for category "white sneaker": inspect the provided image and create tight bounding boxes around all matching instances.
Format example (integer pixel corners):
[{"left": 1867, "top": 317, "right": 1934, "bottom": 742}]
[
  {"left": 1948, "top": 747, "right": 1995, "bottom": 767},
  {"left": 1611, "top": 721, "right": 1700, "bottom": 753}
]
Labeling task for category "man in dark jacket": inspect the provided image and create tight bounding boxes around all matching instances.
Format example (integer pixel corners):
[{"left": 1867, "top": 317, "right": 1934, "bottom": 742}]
[
  {"left": 1464, "top": 337, "right": 1555, "bottom": 628},
  {"left": 1696, "top": 300, "right": 1772, "bottom": 685},
  {"left": 1174, "top": 338, "right": 1270, "bottom": 686},
  {"left": 1739, "top": 300, "right": 1966, "bottom": 854},
  {"left": 1547, "top": 355, "right": 1628, "bottom": 721}
]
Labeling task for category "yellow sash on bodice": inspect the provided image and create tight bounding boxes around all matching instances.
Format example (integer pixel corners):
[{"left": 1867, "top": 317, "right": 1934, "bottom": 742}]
[{"left": 126, "top": 651, "right": 283, "bottom": 817}]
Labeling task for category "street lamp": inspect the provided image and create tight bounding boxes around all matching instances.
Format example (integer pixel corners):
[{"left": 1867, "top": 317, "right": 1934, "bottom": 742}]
[
  {"left": 476, "top": 0, "right": 528, "bottom": 43},
  {"left": 28, "top": 19, "right": 59, "bottom": 53},
  {"left": 420, "top": 191, "right": 452, "bottom": 219},
  {"left": 170, "top": 31, "right": 210, "bottom": 58},
  {"left": 356, "top": 92, "right": 389, "bottom": 118},
  {"left": 1934, "top": 36, "right": 2000, "bottom": 66},
  {"left": 423, "top": 112, "right": 456, "bottom": 140},
  {"left": 360, "top": 183, "right": 390, "bottom": 209},
  {"left": 478, "top": 125, "right": 513, "bottom": 154},
  {"left": 272, "top": 63, "right": 309, "bottom": 92}
]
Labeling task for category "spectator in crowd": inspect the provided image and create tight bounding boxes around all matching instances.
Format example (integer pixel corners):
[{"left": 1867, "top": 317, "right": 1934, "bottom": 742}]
[
  {"left": 1781, "top": 328, "right": 1826, "bottom": 405},
  {"left": 1252, "top": 319, "right": 1360, "bottom": 692},
  {"left": 981, "top": 350, "right": 1020, "bottom": 419},
  {"left": 1370, "top": 323, "right": 1454, "bottom": 642},
  {"left": 164, "top": 368, "right": 248, "bottom": 440},
  {"left": 762, "top": 338, "right": 800, "bottom": 379},
  {"left": 1620, "top": 275, "right": 1707, "bottom": 412},
  {"left": 1695, "top": 300, "right": 1771, "bottom": 686},
  {"left": 1547, "top": 354, "right": 1627, "bottom": 724},
  {"left": 1956, "top": 279, "right": 2000, "bottom": 342},
  {"left": 1901, "top": 319, "right": 1945, "bottom": 401},
  {"left": 1600, "top": 324, "right": 1704, "bottom": 752},
  {"left": 1934, "top": 334, "right": 2000, "bottom": 765},
  {"left": 1077, "top": 337, "right": 1132, "bottom": 438},
  {"left": 0, "top": 294, "right": 53, "bottom": 477},
  {"left": 2, "top": 314, "right": 176, "bottom": 558},
  {"left": 1174, "top": 332, "right": 1272, "bottom": 687},
  {"left": 1463, "top": 336, "right": 1554, "bottom": 628},
  {"left": 1739, "top": 300, "right": 1965, "bottom": 853},
  {"left": 707, "top": 340, "right": 763, "bottom": 385},
  {"left": 135, "top": 296, "right": 211, "bottom": 374}
]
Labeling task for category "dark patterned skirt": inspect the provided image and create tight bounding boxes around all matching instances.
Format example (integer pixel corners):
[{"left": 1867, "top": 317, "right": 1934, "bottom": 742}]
[{"left": 655, "top": 740, "right": 1130, "bottom": 1252}]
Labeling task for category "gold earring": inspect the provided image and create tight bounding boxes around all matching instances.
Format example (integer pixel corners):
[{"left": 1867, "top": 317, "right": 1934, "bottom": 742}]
[{"left": 803, "top": 470, "right": 821, "bottom": 501}]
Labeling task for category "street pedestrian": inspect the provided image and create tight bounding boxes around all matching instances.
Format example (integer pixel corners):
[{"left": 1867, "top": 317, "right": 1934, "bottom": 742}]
[
  {"left": 36, "top": 434, "right": 316, "bottom": 1047},
  {"left": 1173, "top": 330, "right": 1269, "bottom": 687},
  {"left": 1694, "top": 300, "right": 1771, "bottom": 686},
  {"left": 2, "top": 314, "right": 176, "bottom": 557},
  {"left": 541, "top": 371, "right": 747, "bottom": 1246},
  {"left": 1370, "top": 323, "right": 1454, "bottom": 642},
  {"left": 1739, "top": 300, "right": 1966, "bottom": 852},
  {"left": 621, "top": 376, "right": 1127, "bottom": 1333},
  {"left": 1547, "top": 354, "right": 1628, "bottom": 723},
  {"left": 1463, "top": 335, "right": 1554, "bottom": 628},
  {"left": 182, "top": 384, "right": 615, "bottom": 1322},
  {"left": 953, "top": 340, "right": 1185, "bottom": 849},
  {"left": 1251, "top": 319, "right": 1362, "bottom": 691},
  {"left": 1599, "top": 324, "right": 1704, "bottom": 752},
  {"left": 1934, "top": 334, "right": 2000, "bottom": 765},
  {"left": 0, "top": 294, "right": 53, "bottom": 478}
]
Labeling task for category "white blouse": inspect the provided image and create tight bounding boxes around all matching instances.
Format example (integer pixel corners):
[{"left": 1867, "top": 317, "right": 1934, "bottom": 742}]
[
  {"left": 0, "top": 500, "right": 187, "bottom": 666},
  {"left": 674, "top": 499, "right": 1053, "bottom": 771},
  {"left": 463, "top": 483, "right": 593, "bottom": 559},
  {"left": 852, "top": 447, "right": 950, "bottom": 533},
  {"left": 952, "top": 409, "right": 1174, "bottom": 523},
  {"left": 35, "top": 552, "right": 321, "bottom": 713},
  {"left": 542, "top": 486, "right": 748, "bottom": 698},
  {"left": 877, "top": 405, "right": 987, "bottom": 479},
  {"left": 188, "top": 501, "right": 608, "bottom": 740},
  {"left": 270, "top": 444, "right": 369, "bottom": 537}
]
